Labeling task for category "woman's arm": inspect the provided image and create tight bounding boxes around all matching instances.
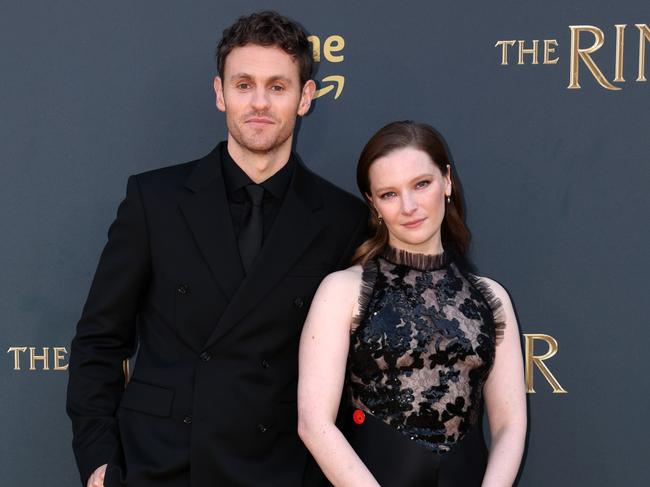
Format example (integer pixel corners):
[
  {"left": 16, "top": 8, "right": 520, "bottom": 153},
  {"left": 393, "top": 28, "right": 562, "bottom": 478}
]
[
  {"left": 481, "top": 278, "right": 527, "bottom": 487},
  {"left": 297, "top": 269, "right": 380, "bottom": 487}
]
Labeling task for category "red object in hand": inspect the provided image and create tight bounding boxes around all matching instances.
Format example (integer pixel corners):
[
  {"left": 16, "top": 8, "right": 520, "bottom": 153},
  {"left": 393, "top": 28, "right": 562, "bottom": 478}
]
[{"left": 353, "top": 409, "right": 365, "bottom": 425}]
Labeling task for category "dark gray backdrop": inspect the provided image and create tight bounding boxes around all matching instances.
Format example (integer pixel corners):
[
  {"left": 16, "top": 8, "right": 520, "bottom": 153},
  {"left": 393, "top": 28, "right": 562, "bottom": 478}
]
[{"left": 2, "top": 1, "right": 649, "bottom": 485}]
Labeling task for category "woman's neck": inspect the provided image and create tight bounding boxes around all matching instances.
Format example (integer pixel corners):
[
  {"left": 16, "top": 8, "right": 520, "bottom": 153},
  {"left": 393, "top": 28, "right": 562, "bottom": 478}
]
[{"left": 387, "top": 236, "right": 444, "bottom": 257}]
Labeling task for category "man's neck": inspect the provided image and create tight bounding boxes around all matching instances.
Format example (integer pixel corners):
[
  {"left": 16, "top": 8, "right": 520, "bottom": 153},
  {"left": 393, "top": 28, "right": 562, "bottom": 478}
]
[{"left": 226, "top": 136, "right": 293, "bottom": 183}]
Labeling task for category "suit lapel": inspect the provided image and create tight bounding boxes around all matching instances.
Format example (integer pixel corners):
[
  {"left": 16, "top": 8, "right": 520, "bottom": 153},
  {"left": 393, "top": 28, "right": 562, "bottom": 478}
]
[
  {"left": 178, "top": 144, "right": 244, "bottom": 300},
  {"left": 204, "top": 158, "right": 324, "bottom": 348}
]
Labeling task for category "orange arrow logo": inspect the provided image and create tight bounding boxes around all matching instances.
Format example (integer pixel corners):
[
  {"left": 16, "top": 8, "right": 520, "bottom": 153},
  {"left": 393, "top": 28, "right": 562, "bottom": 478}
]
[{"left": 314, "top": 75, "right": 345, "bottom": 99}]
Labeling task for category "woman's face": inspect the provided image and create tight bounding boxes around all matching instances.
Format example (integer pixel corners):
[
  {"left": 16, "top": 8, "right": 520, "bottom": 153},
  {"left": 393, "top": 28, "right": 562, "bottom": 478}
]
[{"left": 367, "top": 147, "right": 451, "bottom": 254}]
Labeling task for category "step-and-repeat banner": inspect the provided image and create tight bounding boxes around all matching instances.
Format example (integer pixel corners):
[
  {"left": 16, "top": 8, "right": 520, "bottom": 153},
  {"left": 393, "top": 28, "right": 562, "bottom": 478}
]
[{"left": 2, "top": 1, "right": 648, "bottom": 485}]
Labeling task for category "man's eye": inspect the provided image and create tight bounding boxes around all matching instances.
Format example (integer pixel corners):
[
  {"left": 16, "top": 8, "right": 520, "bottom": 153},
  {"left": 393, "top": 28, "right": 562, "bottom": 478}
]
[
  {"left": 237, "top": 83, "right": 251, "bottom": 90},
  {"left": 415, "top": 180, "right": 431, "bottom": 189},
  {"left": 271, "top": 85, "right": 285, "bottom": 92},
  {"left": 380, "top": 192, "right": 396, "bottom": 199}
]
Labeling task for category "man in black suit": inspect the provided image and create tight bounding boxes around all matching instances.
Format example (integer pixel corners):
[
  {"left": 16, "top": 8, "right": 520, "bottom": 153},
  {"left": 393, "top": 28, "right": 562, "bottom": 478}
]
[{"left": 67, "top": 11, "right": 368, "bottom": 487}]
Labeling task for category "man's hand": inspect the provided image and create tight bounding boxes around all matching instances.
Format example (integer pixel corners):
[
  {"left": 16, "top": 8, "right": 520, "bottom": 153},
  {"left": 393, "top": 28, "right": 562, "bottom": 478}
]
[{"left": 87, "top": 464, "right": 107, "bottom": 487}]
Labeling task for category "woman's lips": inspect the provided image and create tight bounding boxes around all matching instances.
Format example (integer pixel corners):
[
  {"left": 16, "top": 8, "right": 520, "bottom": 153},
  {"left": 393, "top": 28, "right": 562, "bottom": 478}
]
[{"left": 402, "top": 218, "right": 426, "bottom": 229}]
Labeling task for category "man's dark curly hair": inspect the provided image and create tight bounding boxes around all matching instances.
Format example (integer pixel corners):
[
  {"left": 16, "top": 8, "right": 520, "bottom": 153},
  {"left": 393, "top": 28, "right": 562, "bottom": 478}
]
[{"left": 216, "top": 11, "right": 313, "bottom": 86}]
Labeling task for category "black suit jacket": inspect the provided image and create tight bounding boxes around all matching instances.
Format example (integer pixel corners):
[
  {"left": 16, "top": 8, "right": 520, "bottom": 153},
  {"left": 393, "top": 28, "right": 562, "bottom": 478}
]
[{"left": 67, "top": 144, "right": 368, "bottom": 487}]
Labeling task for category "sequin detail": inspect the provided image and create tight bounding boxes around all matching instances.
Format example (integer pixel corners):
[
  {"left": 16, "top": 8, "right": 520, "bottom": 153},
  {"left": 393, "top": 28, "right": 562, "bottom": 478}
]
[{"left": 348, "top": 248, "right": 502, "bottom": 453}]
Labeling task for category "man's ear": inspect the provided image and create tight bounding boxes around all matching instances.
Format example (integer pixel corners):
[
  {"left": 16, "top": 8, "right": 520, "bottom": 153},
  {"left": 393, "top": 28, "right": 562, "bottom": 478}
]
[
  {"left": 214, "top": 76, "right": 226, "bottom": 112},
  {"left": 297, "top": 80, "right": 317, "bottom": 116}
]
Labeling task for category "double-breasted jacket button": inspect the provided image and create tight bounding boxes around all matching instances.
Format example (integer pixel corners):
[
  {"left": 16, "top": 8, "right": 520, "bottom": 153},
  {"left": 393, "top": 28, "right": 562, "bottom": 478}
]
[
  {"left": 177, "top": 283, "right": 189, "bottom": 295},
  {"left": 293, "top": 297, "right": 304, "bottom": 308},
  {"left": 261, "top": 359, "right": 270, "bottom": 369},
  {"left": 183, "top": 415, "right": 193, "bottom": 424},
  {"left": 257, "top": 423, "right": 268, "bottom": 433},
  {"left": 200, "top": 351, "right": 211, "bottom": 362}
]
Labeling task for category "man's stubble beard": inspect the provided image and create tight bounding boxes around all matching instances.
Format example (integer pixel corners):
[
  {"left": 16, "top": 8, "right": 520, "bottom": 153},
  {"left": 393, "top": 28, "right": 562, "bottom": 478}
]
[{"left": 226, "top": 113, "right": 296, "bottom": 155}]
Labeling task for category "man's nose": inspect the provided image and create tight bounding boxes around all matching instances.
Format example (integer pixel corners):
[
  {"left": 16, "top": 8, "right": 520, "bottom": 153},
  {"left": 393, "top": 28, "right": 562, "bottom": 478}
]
[{"left": 250, "top": 87, "right": 271, "bottom": 111}]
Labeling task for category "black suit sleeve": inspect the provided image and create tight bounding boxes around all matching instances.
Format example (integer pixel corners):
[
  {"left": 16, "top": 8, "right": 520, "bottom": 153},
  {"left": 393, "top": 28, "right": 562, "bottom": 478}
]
[
  {"left": 335, "top": 204, "right": 370, "bottom": 270},
  {"left": 66, "top": 175, "right": 151, "bottom": 485}
]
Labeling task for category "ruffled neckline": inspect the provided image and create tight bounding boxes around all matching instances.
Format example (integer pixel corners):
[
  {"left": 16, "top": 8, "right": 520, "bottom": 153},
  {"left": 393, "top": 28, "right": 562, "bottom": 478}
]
[{"left": 380, "top": 245, "right": 450, "bottom": 271}]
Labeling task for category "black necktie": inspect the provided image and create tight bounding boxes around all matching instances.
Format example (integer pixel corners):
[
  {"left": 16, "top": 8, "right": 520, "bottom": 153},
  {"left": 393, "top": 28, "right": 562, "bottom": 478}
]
[{"left": 238, "top": 184, "right": 265, "bottom": 273}]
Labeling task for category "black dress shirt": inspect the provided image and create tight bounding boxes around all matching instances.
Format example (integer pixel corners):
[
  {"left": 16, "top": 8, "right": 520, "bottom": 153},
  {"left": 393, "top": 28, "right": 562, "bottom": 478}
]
[{"left": 220, "top": 144, "right": 294, "bottom": 244}]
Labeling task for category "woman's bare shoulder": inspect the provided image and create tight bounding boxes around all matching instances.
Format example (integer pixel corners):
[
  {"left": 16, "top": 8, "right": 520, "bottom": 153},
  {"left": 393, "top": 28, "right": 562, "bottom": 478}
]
[
  {"left": 321, "top": 265, "right": 363, "bottom": 288},
  {"left": 473, "top": 275, "right": 517, "bottom": 335},
  {"left": 474, "top": 275, "right": 511, "bottom": 306},
  {"left": 314, "top": 266, "right": 362, "bottom": 302},
  {"left": 306, "top": 266, "right": 365, "bottom": 329},
  {"left": 318, "top": 265, "right": 363, "bottom": 295}
]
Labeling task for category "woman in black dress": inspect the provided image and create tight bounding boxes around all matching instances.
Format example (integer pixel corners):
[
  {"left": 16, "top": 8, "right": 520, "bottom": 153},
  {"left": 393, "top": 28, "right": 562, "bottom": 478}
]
[{"left": 297, "top": 121, "right": 526, "bottom": 486}]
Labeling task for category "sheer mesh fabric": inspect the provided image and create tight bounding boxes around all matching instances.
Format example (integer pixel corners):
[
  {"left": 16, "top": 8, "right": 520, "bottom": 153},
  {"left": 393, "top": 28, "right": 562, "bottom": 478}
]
[{"left": 347, "top": 247, "right": 503, "bottom": 453}]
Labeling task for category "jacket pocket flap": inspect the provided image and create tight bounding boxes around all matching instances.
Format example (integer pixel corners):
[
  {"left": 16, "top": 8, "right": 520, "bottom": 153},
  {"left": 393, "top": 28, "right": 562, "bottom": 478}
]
[{"left": 119, "top": 380, "right": 174, "bottom": 417}]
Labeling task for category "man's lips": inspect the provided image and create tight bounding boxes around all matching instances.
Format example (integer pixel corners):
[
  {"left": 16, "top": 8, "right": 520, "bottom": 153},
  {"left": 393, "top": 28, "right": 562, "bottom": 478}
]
[
  {"left": 245, "top": 117, "right": 274, "bottom": 124},
  {"left": 402, "top": 218, "right": 426, "bottom": 229}
]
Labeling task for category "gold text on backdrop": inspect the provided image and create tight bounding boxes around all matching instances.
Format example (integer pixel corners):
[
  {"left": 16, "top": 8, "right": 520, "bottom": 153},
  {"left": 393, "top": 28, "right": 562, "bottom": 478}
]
[
  {"left": 6, "top": 346, "right": 68, "bottom": 370},
  {"left": 495, "top": 23, "right": 649, "bottom": 89},
  {"left": 523, "top": 334, "right": 567, "bottom": 394},
  {"left": 495, "top": 39, "right": 560, "bottom": 65},
  {"left": 308, "top": 34, "right": 345, "bottom": 62},
  {"left": 8, "top": 337, "right": 566, "bottom": 396},
  {"left": 308, "top": 34, "right": 346, "bottom": 100}
]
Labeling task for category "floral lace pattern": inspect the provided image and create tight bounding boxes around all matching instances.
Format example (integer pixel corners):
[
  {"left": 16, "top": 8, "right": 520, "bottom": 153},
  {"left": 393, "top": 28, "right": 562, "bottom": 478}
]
[{"left": 347, "top": 247, "right": 502, "bottom": 453}]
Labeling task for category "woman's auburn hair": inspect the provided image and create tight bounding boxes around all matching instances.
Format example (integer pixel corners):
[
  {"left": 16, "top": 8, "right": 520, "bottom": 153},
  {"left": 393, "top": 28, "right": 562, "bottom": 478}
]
[{"left": 351, "top": 121, "right": 470, "bottom": 266}]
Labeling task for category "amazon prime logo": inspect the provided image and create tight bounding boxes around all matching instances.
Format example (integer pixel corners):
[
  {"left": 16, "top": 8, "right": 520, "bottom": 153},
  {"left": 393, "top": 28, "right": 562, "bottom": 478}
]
[{"left": 308, "top": 34, "right": 345, "bottom": 100}]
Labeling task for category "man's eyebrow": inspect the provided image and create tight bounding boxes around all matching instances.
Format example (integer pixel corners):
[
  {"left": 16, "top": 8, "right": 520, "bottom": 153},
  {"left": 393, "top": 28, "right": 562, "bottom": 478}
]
[
  {"left": 228, "top": 73, "right": 293, "bottom": 84},
  {"left": 229, "top": 72, "right": 253, "bottom": 80},
  {"left": 267, "top": 75, "right": 293, "bottom": 84}
]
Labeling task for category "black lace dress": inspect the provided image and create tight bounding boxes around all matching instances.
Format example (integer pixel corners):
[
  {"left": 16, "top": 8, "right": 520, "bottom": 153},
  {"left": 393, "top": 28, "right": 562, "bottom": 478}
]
[{"left": 343, "top": 247, "right": 504, "bottom": 487}]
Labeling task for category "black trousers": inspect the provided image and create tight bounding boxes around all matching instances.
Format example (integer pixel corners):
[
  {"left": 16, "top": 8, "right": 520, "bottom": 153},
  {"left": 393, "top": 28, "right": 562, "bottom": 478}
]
[{"left": 343, "top": 413, "right": 488, "bottom": 487}]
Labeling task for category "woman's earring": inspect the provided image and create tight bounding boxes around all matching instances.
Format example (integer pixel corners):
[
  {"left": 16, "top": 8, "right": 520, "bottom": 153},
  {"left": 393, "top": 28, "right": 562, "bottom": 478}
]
[
  {"left": 446, "top": 195, "right": 451, "bottom": 204},
  {"left": 377, "top": 215, "right": 383, "bottom": 225}
]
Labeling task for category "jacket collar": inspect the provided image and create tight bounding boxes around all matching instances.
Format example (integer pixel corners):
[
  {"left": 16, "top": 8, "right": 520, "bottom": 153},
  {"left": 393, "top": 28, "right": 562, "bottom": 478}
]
[{"left": 179, "top": 142, "right": 324, "bottom": 348}]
